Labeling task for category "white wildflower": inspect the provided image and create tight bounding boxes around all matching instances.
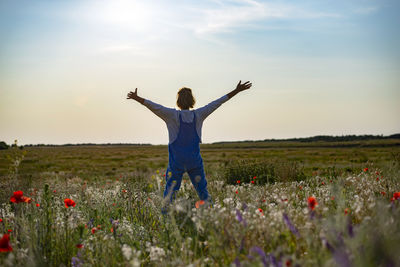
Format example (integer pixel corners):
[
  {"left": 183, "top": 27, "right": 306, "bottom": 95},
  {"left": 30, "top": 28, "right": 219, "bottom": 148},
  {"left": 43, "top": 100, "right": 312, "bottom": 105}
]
[
  {"left": 122, "top": 244, "right": 133, "bottom": 261},
  {"left": 149, "top": 246, "right": 166, "bottom": 261}
]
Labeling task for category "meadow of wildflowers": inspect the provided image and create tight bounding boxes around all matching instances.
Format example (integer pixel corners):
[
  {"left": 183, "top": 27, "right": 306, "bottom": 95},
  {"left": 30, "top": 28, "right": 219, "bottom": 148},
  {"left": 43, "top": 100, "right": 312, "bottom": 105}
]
[{"left": 1, "top": 144, "right": 400, "bottom": 266}]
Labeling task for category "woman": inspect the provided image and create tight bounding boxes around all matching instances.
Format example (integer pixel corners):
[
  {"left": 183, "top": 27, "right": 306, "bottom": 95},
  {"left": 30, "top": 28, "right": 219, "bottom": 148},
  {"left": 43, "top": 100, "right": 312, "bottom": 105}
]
[{"left": 127, "top": 80, "right": 252, "bottom": 210}]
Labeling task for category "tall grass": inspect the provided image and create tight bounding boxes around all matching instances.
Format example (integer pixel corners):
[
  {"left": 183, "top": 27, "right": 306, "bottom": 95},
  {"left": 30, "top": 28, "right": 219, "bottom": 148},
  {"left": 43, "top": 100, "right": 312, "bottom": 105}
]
[
  {"left": 223, "top": 159, "right": 306, "bottom": 184},
  {"left": 1, "top": 148, "right": 400, "bottom": 266}
]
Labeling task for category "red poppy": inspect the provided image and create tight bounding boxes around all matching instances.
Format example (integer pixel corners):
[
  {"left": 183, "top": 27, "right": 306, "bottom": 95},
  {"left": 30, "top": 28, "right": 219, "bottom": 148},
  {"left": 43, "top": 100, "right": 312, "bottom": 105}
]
[
  {"left": 10, "top": 191, "right": 31, "bottom": 203},
  {"left": 7, "top": 229, "right": 12, "bottom": 233},
  {"left": 307, "top": 197, "right": 318, "bottom": 210},
  {"left": 64, "top": 198, "right": 76, "bottom": 208},
  {"left": 0, "top": 234, "right": 12, "bottom": 252},
  {"left": 236, "top": 180, "right": 240, "bottom": 184},
  {"left": 10, "top": 191, "right": 23, "bottom": 203},
  {"left": 331, "top": 196, "right": 335, "bottom": 201},
  {"left": 36, "top": 203, "right": 40, "bottom": 207},
  {"left": 253, "top": 176, "right": 256, "bottom": 180},
  {"left": 376, "top": 177, "right": 379, "bottom": 181},
  {"left": 344, "top": 208, "right": 349, "bottom": 215},
  {"left": 251, "top": 181, "right": 255, "bottom": 184},
  {"left": 321, "top": 182, "right": 325, "bottom": 185},
  {"left": 258, "top": 208, "right": 263, "bottom": 213},
  {"left": 381, "top": 191, "right": 386, "bottom": 196},
  {"left": 76, "top": 244, "right": 84, "bottom": 249},
  {"left": 235, "top": 191, "right": 238, "bottom": 194},
  {"left": 363, "top": 168, "right": 368, "bottom": 172},
  {"left": 0, "top": 219, "right": 2, "bottom": 223},
  {"left": 375, "top": 171, "right": 380, "bottom": 175},
  {"left": 299, "top": 186, "right": 303, "bottom": 190},
  {"left": 91, "top": 227, "right": 97, "bottom": 234},
  {"left": 392, "top": 192, "right": 400, "bottom": 201},
  {"left": 195, "top": 200, "right": 205, "bottom": 209}
]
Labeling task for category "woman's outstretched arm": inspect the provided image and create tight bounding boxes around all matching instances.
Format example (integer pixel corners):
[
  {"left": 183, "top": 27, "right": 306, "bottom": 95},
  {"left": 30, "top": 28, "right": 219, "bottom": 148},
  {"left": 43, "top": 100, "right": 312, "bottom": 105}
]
[
  {"left": 227, "top": 80, "right": 252, "bottom": 99},
  {"left": 196, "top": 80, "right": 252, "bottom": 121},
  {"left": 127, "top": 88, "right": 144, "bottom": 104},
  {"left": 127, "top": 88, "right": 176, "bottom": 122}
]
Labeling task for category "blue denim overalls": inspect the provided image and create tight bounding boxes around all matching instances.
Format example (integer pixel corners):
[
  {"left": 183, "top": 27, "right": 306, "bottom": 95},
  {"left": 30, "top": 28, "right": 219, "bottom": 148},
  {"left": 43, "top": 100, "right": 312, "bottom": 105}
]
[{"left": 163, "top": 111, "right": 210, "bottom": 205}]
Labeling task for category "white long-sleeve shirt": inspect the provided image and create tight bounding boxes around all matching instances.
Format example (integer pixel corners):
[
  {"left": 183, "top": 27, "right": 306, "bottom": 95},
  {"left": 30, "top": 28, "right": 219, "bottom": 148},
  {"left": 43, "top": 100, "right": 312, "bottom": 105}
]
[{"left": 142, "top": 95, "right": 229, "bottom": 144}]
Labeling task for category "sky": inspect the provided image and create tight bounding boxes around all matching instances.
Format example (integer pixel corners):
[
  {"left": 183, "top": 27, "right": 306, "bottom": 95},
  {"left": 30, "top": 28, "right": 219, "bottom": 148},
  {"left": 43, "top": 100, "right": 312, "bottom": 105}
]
[{"left": 0, "top": 0, "right": 399, "bottom": 145}]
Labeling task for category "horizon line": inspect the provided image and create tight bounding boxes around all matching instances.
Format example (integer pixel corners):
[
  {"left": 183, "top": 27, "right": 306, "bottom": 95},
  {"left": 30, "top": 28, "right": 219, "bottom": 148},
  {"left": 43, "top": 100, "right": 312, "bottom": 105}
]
[{"left": 6, "top": 133, "right": 400, "bottom": 147}]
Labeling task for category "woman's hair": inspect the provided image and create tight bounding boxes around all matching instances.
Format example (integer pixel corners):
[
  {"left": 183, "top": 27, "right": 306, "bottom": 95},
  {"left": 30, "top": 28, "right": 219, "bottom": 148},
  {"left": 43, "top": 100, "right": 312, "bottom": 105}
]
[{"left": 176, "top": 87, "right": 195, "bottom": 110}]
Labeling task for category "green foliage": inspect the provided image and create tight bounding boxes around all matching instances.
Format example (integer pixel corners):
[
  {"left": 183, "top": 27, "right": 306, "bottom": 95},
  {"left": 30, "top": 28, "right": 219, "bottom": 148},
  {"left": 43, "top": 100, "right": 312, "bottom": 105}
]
[
  {"left": 0, "top": 143, "right": 400, "bottom": 266},
  {"left": 0, "top": 141, "right": 9, "bottom": 150},
  {"left": 223, "top": 159, "right": 306, "bottom": 185}
]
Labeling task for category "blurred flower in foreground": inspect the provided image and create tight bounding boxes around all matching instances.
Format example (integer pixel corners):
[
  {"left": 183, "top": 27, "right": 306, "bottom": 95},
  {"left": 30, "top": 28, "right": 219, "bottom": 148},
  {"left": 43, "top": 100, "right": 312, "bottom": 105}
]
[
  {"left": 283, "top": 213, "right": 300, "bottom": 238},
  {"left": 10, "top": 190, "right": 32, "bottom": 203},
  {"left": 249, "top": 246, "right": 267, "bottom": 266},
  {"left": 195, "top": 200, "right": 205, "bottom": 209},
  {"left": 64, "top": 198, "right": 76, "bottom": 208},
  {"left": 308, "top": 196, "right": 318, "bottom": 210},
  {"left": 236, "top": 209, "right": 247, "bottom": 227},
  {"left": 391, "top": 192, "right": 400, "bottom": 202},
  {"left": 0, "top": 234, "right": 12, "bottom": 252}
]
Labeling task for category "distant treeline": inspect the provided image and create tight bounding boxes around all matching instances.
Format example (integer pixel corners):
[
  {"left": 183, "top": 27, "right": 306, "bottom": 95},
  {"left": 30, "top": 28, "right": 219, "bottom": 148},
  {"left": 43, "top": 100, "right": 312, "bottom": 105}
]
[
  {"left": 0, "top": 142, "right": 151, "bottom": 149},
  {"left": 24, "top": 143, "right": 153, "bottom": 147},
  {"left": 213, "top": 134, "right": 400, "bottom": 144},
  {"left": 0, "top": 134, "right": 399, "bottom": 149}
]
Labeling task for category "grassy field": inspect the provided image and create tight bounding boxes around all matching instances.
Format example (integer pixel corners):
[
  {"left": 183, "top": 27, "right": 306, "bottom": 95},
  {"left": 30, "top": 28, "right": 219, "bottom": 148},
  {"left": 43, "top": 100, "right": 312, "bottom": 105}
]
[
  {"left": 1, "top": 139, "right": 399, "bottom": 183},
  {"left": 0, "top": 139, "right": 399, "bottom": 266}
]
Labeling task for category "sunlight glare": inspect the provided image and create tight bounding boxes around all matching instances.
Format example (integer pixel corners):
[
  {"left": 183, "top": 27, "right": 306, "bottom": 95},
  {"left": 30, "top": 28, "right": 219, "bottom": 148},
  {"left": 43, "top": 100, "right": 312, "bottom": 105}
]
[{"left": 95, "top": 0, "right": 154, "bottom": 31}]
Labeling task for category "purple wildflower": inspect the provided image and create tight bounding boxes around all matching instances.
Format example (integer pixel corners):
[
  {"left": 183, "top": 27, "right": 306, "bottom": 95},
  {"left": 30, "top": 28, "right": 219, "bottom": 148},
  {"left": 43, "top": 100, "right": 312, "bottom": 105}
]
[
  {"left": 236, "top": 209, "right": 247, "bottom": 227},
  {"left": 268, "top": 253, "right": 280, "bottom": 267},
  {"left": 309, "top": 210, "right": 316, "bottom": 220},
  {"left": 282, "top": 213, "right": 300, "bottom": 238},
  {"left": 250, "top": 246, "right": 268, "bottom": 267},
  {"left": 321, "top": 237, "right": 335, "bottom": 253},
  {"left": 333, "top": 249, "right": 351, "bottom": 267},
  {"left": 346, "top": 218, "right": 354, "bottom": 238},
  {"left": 71, "top": 256, "right": 82, "bottom": 267},
  {"left": 242, "top": 202, "right": 248, "bottom": 211},
  {"left": 234, "top": 257, "right": 241, "bottom": 267}
]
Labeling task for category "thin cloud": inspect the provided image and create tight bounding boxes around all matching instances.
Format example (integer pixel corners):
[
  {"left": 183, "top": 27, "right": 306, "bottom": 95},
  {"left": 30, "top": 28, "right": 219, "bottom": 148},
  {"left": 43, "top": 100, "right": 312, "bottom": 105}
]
[
  {"left": 353, "top": 6, "right": 378, "bottom": 15},
  {"left": 174, "top": 0, "right": 342, "bottom": 37}
]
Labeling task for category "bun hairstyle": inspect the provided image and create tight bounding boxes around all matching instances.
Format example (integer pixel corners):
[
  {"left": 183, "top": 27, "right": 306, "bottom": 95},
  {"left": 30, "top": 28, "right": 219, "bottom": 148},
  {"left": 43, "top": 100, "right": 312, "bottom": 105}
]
[{"left": 177, "top": 87, "right": 196, "bottom": 110}]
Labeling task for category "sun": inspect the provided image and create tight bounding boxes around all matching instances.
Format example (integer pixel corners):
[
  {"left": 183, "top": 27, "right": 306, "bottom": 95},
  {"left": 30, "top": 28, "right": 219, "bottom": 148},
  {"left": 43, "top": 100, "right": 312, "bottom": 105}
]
[{"left": 92, "top": 0, "right": 154, "bottom": 32}]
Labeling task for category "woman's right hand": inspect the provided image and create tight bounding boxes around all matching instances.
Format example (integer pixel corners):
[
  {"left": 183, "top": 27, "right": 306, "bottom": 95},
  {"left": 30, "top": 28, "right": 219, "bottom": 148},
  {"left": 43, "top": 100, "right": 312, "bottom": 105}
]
[{"left": 127, "top": 88, "right": 138, "bottom": 99}]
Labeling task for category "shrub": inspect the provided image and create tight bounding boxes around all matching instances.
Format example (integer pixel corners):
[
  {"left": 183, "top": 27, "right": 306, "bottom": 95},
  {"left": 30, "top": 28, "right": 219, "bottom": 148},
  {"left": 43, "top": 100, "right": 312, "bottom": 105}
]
[
  {"left": 223, "top": 159, "right": 306, "bottom": 185},
  {"left": 0, "top": 141, "right": 9, "bottom": 150}
]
